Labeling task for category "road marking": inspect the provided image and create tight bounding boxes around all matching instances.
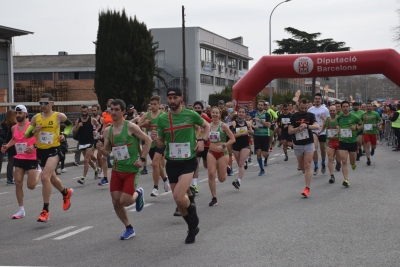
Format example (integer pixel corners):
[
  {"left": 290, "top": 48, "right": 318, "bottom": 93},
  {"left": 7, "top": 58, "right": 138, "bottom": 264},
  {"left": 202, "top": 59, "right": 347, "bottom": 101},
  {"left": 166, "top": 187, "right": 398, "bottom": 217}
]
[
  {"left": 269, "top": 158, "right": 276, "bottom": 161},
  {"left": 198, "top": 178, "right": 208, "bottom": 183},
  {"left": 128, "top": 203, "right": 153, "bottom": 212},
  {"left": 248, "top": 163, "right": 257, "bottom": 166},
  {"left": 54, "top": 226, "right": 93, "bottom": 240},
  {"left": 34, "top": 226, "right": 76, "bottom": 240},
  {"left": 159, "top": 191, "right": 172, "bottom": 196},
  {"left": 72, "top": 177, "right": 82, "bottom": 180},
  {"left": 0, "top": 192, "right": 9, "bottom": 195}
]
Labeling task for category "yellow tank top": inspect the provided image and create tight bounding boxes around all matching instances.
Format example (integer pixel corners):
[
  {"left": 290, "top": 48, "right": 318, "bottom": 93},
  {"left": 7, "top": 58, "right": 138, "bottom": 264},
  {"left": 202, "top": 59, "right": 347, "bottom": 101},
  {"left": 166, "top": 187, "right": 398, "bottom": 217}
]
[{"left": 36, "top": 112, "right": 60, "bottom": 149}]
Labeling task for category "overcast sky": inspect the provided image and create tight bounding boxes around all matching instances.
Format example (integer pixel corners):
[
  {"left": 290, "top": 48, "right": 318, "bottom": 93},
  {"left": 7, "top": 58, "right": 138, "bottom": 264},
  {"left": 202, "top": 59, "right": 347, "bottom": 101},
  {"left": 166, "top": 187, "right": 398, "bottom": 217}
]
[{"left": 2, "top": 0, "right": 399, "bottom": 67}]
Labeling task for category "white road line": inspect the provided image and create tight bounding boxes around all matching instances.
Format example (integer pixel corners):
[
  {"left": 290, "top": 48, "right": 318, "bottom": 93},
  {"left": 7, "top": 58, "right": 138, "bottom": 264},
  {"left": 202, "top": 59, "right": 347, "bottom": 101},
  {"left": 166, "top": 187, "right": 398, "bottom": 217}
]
[
  {"left": 269, "top": 158, "right": 276, "bottom": 161},
  {"left": 198, "top": 178, "right": 208, "bottom": 183},
  {"left": 0, "top": 192, "right": 9, "bottom": 195},
  {"left": 72, "top": 177, "right": 82, "bottom": 180},
  {"left": 248, "top": 163, "right": 257, "bottom": 166},
  {"left": 34, "top": 226, "right": 76, "bottom": 241},
  {"left": 128, "top": 203, "right": 154, "bottom": 212},
  {"left": 54, "top": 226, "right": 93, "bottom": 240},
  {"left": 159, "top": 191, "right": 172, "bottom": 196}
]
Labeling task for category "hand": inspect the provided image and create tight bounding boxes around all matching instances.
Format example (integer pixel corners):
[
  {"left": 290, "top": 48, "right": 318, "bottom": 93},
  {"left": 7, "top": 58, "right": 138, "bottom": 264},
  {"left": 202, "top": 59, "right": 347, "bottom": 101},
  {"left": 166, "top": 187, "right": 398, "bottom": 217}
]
[
  {"left": 150, "top": 130, "right": 158, "bottom": 140},
  {"left": 78, "top": 122, "right": 83, "bottom": 127},
  {"left": 34, "top": 125, "right": 42, "bottom": 133},
  {"left": 320, "top": 114, "right": 325, "bottom": 121},
  {"left": 284, "top": 125, "right": 288, "bottom": 129},
  {"left": 350, "top": 125, "right": 356, "bottom": 131},
  {"left": 96, "top": 140, "right": 104, "bottom": 151},
  {"left": 194, "top": 140, "right": 205, "bottom": 153},
  {"left": 59, "top": 135, "right": 65, "bottom": 142},
  {"left": 1, "top": 145, "right": 7, "bottom": 154},
  {"left": 134, "top": 159, "right": 144, "bottom": 168},
  {"left": 93, "top": 131, "right": 97, "bottom": 137},
  {"left": 144, "top": 119, "right": 151, "bottom": 125},
  {"left": 25, "top": 145, "right": 34, "bottom": 154},
  {"left": 215, "top": 145, "right": 223, "bottom": 152},
  {"left": 248, "top": 129, "right": 254, "bottom": 135}
]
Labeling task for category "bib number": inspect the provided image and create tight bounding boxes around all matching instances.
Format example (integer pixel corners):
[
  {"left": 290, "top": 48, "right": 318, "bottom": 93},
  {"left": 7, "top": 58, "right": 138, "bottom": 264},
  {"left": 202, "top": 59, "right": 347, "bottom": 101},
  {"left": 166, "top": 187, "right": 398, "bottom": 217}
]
[
  {"left": 15, "top": 143, "right": 27, "bottom": 154},
  {"left": 38, "top": 132, "right": 54, "bottom": 144},
  {"left": 256, "top": 119, "right": 265, "bottom": 127},
  {"left": 340, "top": 129, "right": 352, "bottom": 138},
  {"left": 209, "top": 131, "right": 221, "bottom": 142},
  {"left": 112, "top": 145, "right": 130, "bottom": 160},
  {"left": 169, "top": 142, "right": 191, "bottom": 159},
  {"left": 364, "top": 124, "right": 373, "bottom": 131},
  {"left": 236, "top": 126, "right": 247, "bottom": 134},
  {"left": 295, "top": 129, "right": 309, "bottom": 140},
  {"left": 327, "top": 129, "right": 338, "bottom": 138},
  {"left": 281, "top": 118, "right": 290, "bottom": 124}
]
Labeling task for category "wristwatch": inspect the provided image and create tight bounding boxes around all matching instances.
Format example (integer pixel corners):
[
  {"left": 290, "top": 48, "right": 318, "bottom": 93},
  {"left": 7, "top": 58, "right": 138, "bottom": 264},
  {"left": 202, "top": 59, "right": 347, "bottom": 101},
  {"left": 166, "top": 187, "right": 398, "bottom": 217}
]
[
  {"left": 197, "top": 139, "right": 206, "bottom": 143},
  {"left": 140, "top": 157, "right": 146, "bottom": 162},
  {"left": 222, "top": 144, "right": 226, "bottom": 149}
]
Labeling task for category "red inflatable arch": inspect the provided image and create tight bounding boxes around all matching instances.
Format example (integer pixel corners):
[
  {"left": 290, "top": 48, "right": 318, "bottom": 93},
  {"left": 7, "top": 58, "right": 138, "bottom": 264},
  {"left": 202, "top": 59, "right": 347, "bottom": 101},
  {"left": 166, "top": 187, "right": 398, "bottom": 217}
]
[{"left": 232, "top": 48, "right": 400, "bottom": 106}]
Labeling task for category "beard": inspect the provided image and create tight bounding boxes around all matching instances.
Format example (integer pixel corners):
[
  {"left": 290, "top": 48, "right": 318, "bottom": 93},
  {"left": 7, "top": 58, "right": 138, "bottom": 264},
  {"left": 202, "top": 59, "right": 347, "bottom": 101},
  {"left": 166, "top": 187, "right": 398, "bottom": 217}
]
[
  {"left": 169, "top": 103, "right": 179, "bottom": 111},
  {"left": 16, "top": 116, "right": 24, "bottom": 122}
]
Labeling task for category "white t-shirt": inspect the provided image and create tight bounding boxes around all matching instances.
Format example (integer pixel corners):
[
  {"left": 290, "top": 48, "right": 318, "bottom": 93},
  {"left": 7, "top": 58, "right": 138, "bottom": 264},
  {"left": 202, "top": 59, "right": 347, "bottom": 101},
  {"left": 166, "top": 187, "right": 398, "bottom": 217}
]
[{"left": 308, "top": 105, "right": 330, "bottom": 135}]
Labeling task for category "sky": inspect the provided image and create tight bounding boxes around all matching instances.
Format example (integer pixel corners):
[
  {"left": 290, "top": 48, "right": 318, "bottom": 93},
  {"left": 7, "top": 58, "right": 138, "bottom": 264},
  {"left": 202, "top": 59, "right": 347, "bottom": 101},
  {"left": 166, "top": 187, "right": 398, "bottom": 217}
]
[{"left": 2, "top": 0, "right": 399, "bottom": 68}]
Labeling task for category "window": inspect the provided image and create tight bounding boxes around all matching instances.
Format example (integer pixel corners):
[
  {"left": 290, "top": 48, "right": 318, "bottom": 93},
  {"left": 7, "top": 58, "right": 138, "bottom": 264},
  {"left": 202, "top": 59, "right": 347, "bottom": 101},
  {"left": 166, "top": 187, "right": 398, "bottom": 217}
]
[
  {"left": 227, "top": 79, "right": 235, "bottom": 87},
  {"left": 200, "top": 74, "right": 213, "bottom": 85},
  {"left": 58, "top": 72, "right": 75, "bottom": 80},
  {"left": 215, "top": 52, "right": 226, "bottom": 67},
  {"left": 58, "top": 72, "right": 95, "bottom": 80},
  {"left": 200, "top": 48, "right": 213, "bottom": 63},
  {"left": 243, "top": 61, "right": 248, "bottom": 69},
  {"left": 238, "top": 60, "right": 242, "bottom": 70},
  {"left": 216, "top": 77, "right": 225, "bottom": 87},
  {"left": 228, "top": 57, "right": 237, "bottom": 69},
  {"left": 14, "top": 72, "right": 53, "bottom": 81},
  {"left": 79, "top": 72, "right": 95, "bottom": 79},
  {"left": 305, "top": 86, "right": 311, "bottom": 92}
]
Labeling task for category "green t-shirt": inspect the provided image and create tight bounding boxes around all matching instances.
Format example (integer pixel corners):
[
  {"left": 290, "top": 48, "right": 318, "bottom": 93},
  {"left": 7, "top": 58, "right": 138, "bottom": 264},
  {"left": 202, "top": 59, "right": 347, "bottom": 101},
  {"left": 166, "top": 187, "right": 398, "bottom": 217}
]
[
  {"left": 324, "top": 117, "right": 339, "bottom": 140},
  {"left": 362, "top": 111, "right": 381, "bottom": 134},
  {"left": 337, "top": 113, "right": 361, "bottom": 143},
  {"left": 350, "top": 109, "right": 364, "bottom": 120},
  {"left": 253, "top": 111, "right": 270, "bottom": 136},
  {"left": 109, "top": 120, "right": 139, "bottom": 173},
  {"left": 157, "top": 108, "right": 204, "bottom": 160},
  {"left": 143, "top": 111, "right": 164, "bottom": 148},
  {"left": 337, "top": 111, "right": 343, "bottom": 117}
]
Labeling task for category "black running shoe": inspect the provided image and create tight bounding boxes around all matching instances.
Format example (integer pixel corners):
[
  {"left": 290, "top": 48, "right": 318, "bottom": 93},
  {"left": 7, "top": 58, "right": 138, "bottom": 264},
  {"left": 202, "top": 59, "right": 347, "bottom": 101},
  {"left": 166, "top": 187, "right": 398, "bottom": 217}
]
[
  {"left": 367, "top": 159, "right": 371, "bottom": 166},
  {"left": 321, "top": 164, "right": 326, "bottom": 174},
  {"left": 209, "top": 198, "right": 218, "bottom": 206},
  {"left": 173, "top": 207, "right": 181, "bottom": 217},
  {"left": 284, "top": 155, "right": 288, "bottom": 161},
  {"left": 335, "top": 162, "right": 341, "bottom": 172},
  {"left": 185, "top": 227, "right": 200, "bottom": 244},
  {"left": 244, "top": 161, "right": 248, "bottom": 170},
  {"left": 232, "top": 180, "right": 240, "bottom": 189},
  {"left": 329, "top": 175, "right": 335, "bottom": 184}
]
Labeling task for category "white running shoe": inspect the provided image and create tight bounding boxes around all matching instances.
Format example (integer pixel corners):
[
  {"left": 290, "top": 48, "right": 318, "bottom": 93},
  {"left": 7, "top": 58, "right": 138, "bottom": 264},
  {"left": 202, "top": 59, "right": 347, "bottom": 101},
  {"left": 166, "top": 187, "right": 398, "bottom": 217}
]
[
  {"left": 98, "top": 171, "right": 104, "bottom": 178},
  {"left": 37, "top": 165, "right": 42, "bottom": 173},
  {"left": 61, "top": 169, "right": 67, "bottom": 173},
  {"left": 150, "top": 188, "right": 159, "bottom": 197},
  {"left": 12, "top": 210, "right": 25, "bottom": 219},
  {"left": 164, "top": 180, "right": 171, "bottom": 192}
]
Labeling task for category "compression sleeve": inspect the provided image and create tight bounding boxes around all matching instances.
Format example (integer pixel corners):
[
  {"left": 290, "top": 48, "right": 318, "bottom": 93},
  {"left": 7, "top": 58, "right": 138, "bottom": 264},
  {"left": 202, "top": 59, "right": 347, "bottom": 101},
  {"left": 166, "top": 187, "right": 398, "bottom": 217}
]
[
  {"left": 24, "top": 125, "right": 35, "bottom": 139},
  {"left": 63, "top": 119, "right": 73, "bottom": 135}
]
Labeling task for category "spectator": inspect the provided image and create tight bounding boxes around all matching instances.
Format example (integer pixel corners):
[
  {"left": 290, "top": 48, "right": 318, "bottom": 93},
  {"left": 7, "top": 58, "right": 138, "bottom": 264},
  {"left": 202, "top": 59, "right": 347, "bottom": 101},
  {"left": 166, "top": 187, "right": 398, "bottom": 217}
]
[{"left": 0, "top": 109, "right": 17, "bottom": 184}]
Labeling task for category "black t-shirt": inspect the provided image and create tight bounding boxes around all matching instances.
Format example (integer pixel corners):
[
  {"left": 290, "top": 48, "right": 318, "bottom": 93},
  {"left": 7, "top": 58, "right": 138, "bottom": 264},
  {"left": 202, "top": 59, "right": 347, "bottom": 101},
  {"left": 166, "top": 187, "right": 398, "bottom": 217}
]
[
  {"left": 277, "top": 112, "right": 292, "bottom": 134},
  {"left": 290, "top": 112, "right": 316, "bottom": 145}
]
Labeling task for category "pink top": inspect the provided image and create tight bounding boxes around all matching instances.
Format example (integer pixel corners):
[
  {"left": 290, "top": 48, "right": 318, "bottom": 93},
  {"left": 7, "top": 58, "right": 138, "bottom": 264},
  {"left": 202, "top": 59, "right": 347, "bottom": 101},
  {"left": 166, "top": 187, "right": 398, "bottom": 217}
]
[{"left": 13, "top": 122, "right": 37, "bottom": 160}]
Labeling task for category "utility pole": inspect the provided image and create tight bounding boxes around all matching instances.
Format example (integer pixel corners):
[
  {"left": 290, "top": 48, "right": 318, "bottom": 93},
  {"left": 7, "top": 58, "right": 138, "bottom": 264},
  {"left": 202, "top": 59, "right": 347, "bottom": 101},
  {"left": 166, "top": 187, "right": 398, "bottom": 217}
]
[{"left": 182, "top": 6, "right": 187, "bottom": 103}]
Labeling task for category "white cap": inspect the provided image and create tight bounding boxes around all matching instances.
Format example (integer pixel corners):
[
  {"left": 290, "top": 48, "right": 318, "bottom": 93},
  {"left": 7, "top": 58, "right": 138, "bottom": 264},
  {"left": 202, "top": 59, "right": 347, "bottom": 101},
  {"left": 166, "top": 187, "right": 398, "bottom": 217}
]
[
  {"left": 265, "top": 102, "right": 270, "bottom": 106},
  {"left": 15, "top": 105, "right": 27, "bottom": 113}
]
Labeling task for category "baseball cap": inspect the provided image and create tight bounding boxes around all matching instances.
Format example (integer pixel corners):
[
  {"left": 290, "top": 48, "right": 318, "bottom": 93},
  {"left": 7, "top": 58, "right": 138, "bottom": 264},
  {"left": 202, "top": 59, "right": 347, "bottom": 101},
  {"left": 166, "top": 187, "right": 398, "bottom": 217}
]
[
  {"left": 15, "top": 105, "right": 27, "bottom": 113},
  {"left": 265, "top": 102, "right": 270, "bottom": 106},
  {"left": 127, "top": 104, "right": 134, "bottom": 110},
  {"left": 166, "top": 88, "right": 182, "bottom": 96},
  {"left": 218, "top": 100, "right": 225, "bottom": 104}
]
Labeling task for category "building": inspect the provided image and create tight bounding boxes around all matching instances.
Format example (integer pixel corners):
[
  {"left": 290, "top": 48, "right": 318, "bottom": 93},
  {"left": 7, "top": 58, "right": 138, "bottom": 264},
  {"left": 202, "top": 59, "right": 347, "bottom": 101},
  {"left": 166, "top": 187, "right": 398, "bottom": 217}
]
[{"left": 151, "top": 27, "right": 253, "bottom": 105}]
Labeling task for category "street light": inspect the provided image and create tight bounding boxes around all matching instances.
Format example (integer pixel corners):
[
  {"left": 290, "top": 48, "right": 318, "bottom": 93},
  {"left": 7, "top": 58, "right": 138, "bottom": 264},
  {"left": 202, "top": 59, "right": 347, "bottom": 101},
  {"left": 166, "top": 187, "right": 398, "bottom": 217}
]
[{"left": 269, "top": 0, "right": 291, "bottom": 106}]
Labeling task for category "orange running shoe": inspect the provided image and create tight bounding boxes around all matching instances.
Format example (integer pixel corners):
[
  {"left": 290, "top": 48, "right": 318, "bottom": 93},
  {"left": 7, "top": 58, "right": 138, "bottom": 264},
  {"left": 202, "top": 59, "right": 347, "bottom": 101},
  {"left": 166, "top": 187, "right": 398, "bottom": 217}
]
[
  {"left": 37, "top": 210, "right": 49, "bottom": 222},
  {"left": 301, "top": 187, "right": 310, "bottom": 198},
  {"left": 63, "top": 188, "right": 74, "bottom": 210}
]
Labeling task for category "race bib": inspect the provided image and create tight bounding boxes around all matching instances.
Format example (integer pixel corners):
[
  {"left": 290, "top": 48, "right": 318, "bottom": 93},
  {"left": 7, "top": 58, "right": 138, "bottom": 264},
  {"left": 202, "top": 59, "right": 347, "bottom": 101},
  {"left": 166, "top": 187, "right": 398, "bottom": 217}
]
[
  {"left": 236, "top": 126, "right": 247, "bottom": 134},
  {"left": 38, "top": 132, "right": 54, "bottom": 144},
  {"left": 256, "top": 119, "right": 265, "bottom": 127},
  {"left": 281, "top": 118, "right": 290, "bottom": 124},
  {"left": 295, "top": 129, "right": 309, "bottom": 140},
  {"left": 79, "top": 144, "right": 92, "bottom": 150},
  {"left": 209, "top": 131, "right": 221, "bottom": 142},
  {"left": 15, "top": 143, "right": 27, "bottom": 154},
  {"left": 382, "top": 114, "right": 389, "bottom": 120},
  {"left": 169, "top": 142, "right": 191, "bottom": 159},
  {"left": 112, "top": 145, "right": 130, "bottom": 160},
  {"left": 94, "top": 132, "right": 101, "bottom": 140},
  {"left": 340, "top": 129, "right": 352, "bottom": 138},
  {"left": 364, "top": 124, "right": 373, "bottom": 131},
  {"left": 327, "top": 129, "right": 338, "bottom": 138}
]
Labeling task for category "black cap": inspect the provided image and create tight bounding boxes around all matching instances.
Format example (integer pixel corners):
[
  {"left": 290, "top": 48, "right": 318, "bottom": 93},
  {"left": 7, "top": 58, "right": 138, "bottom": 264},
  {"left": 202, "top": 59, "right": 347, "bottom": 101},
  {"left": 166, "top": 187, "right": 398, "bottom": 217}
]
[
  {"left": 166, "top": 88, "right": 182, "bottom": 96},
  {"left": 127, "top": 104, "right": 134, "bottom": 110},
  {"left": 218, "top": 100, "right": 225, "bottom": 104}
]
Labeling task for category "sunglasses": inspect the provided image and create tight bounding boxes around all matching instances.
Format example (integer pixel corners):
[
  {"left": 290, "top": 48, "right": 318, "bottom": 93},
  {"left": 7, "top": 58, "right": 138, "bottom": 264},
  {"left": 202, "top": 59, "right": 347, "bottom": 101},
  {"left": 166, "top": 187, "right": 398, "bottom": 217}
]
[{"left": 39, "top": 101, "right": 50, "bottom": 105}]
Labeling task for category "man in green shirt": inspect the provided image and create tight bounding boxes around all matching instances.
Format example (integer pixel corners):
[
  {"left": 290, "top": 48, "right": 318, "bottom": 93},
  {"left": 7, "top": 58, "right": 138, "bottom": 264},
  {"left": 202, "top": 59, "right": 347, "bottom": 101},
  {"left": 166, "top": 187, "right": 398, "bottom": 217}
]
[
  {"left": 152, "top": 88, "right": 210, "bottom": 244},
  {"left": 350, "top": 102, "right": 365, "bottom": 161},
  {"left": 265, "top": 102, "right": 277, "bottom": 153},
  {"left": 335, "top": 101, "right": 343, "bottom": 117},
  {"left": 362, "top": 102, "right": 382, "bottom": 166},
  {"left": 337, "top": 101, "right": 363, "bottom": 187}
]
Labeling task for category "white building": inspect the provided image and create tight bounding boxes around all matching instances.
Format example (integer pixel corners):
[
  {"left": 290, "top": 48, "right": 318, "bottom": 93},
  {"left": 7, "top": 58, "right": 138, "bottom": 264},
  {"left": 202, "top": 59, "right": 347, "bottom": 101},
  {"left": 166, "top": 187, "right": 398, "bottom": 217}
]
[{"left": 151, "top": 27, "right": 253, "bottom": 105}]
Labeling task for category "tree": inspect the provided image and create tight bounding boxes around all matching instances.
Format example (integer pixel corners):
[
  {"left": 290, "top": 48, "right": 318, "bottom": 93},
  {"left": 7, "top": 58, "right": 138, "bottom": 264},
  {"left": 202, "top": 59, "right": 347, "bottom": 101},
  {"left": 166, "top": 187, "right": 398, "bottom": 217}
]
[
  {"left": 393, "top": 5, "right": 400, "bottom": 46},
  {"left": 94, "top": 9, "right": 157, "bottom": 111},
  {"left": 273, "top": 27, "right": 350, "bottom": 97},
  {"left": 208, "top": 86, "right": 232, "bottom": 107}
]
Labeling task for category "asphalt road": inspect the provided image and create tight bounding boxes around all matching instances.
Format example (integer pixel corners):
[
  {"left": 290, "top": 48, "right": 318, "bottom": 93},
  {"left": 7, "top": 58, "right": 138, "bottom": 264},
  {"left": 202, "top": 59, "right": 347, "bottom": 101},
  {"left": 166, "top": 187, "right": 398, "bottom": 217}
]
[{"left": 1, "top": 142, "right": 400, "bottom": 267}]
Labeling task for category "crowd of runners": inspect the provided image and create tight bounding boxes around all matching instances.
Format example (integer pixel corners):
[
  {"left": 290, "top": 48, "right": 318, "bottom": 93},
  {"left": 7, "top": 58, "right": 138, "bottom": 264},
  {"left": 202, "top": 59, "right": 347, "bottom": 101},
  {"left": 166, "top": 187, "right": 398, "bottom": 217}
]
[{"left": 1, "top": 90, "right": 399, "bottom": 244}]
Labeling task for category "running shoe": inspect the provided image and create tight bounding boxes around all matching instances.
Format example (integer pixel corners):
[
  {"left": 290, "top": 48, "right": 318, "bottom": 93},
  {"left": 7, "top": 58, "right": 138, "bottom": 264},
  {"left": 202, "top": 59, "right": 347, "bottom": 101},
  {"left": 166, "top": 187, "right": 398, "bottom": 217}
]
[
  {"left": 120, "top": 227, "right": 135, "bottom": 240},
  {"left": 351, "top": 164, "right": 357, "bottom": 170},
  {"left": 190, "top": 185, "right": 199, "bottom": 194},
  {"left": 63, "top": 188, "right": 74, "bottom": 210},
  {"left": 150, "top": 188, "right": 159, "bottom": 197},
  {"left": 98, "top": 171, "right": 104, "bottom": 179},
  {"left": 258, "top": 170, "right": 265, "bottom": 176},
  {"left": 140, "top": 169, "right": 148, "bottom": 175},
  {"left": 302, "top": 187, "right": 310, "bottom": 198},
  {"left": 313, "top": 167, "right": 319, "bottom": 175},
  {"left": 173, "top": 207, "right": 181, "bottom": 217},
  {"left": 209, "top": 198, "right": 218, "bottom": 207},
  {"left": 77, "top": 177, "right": 85, "bottom": 185},
  {"left": 297, "top": 166, "right": 301, "bottom": 171},
  {"left": 321, "top": 164, "right": 326, "bottom": 174},
  {"left": 185, "top": 227, "right": 199, "bottom": 244},
  {"left": 189, "top": 187, "right": 196, "bottom": 200},
  {"left": 264, "top": 159, "right": 268, "bottom": 167},
  {"left": 73, "top": 162, "right": 79, "bottom": 166},
  {"left": 342, "top": 180, "right": 350, "bottom": 187},
  {"left": 37, "top": 209, "right": 49, "bottom": 222},
  {"left": 94, "top": 169, "right": 99, "bottom": 180},
  {"left": 248, "top": 157, "right": 252, "bottom": 162},
  {"left": 367, "top": 159, "right": 371, "bottom": 166},
  {"left": 278, "top": 142, "right": 282, "bottom": 148},
  {"left": 135, "top": 187, "right": 145, "bottom": 212},
  {"left": 232, "top": 180, "right": 240, "bottom": 189},
  {"left": 329, "top": 175, "right": 335, "bottom": 184},
  {"left": 284, "top": 155, "right": 288, "bottom": 161},
  {"left": 356, "top": 155, "right": 360, "bottom": 161},
  {"left": 229, "top": 170, "right": 234, "bottom": 176},
  {"left": 335, "top": 162, "right": 341, "bottom": 172},
  {"left": 371, "top": 149, "right": 375, "bottom": 156},
  {"left": 270, "top": 148, "right": 273, "bottom": 152},
  {"left": 98, "top": 178, "right": 109, "bottom": 186},
  {"left": 244, "top": 161, "right": 248, "bottom": 170},
  {"left": 6, "top": 180, "right": 15, "bottom": 185},
  {"left": 164, "top": 180, "right": 171, "bottom": 192},
  {"left": 12, "top": 210, "right": 25, "bottom": 219}
]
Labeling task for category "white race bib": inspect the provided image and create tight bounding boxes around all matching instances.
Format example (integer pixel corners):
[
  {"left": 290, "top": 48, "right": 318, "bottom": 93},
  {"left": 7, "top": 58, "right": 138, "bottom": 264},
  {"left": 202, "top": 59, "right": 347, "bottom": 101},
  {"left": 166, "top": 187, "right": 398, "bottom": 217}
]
[
  {"left": 295, "top": 129, "right": 309, "bottom": 140},
  {"left": 382, "top": 114, "right": 389, "bottom": 120},
  {"left": 327, "top": 129, "right": 338, "bottom": 138},
  {"left": 15, "top": 143, "right": 27, "bottom": 154},
  {"left": 112, "top": 145, "right": 130, "bottom": 160},
  {"left": 38, "top": 132, "right": 54, "bottom": 144},
  {"left": 236, "top": 126, "right": 247, "bottom": 134},
  {"left": 281, "top": 118, "right": 290, "bottom": 124},
  {"left": 364, "top": 124, "right": 373, "bottom": 131},
  {"left": 169, "top": 142, "right": 191, "bottom": 159},
  {"left": 256, "top": 119, "right": 265, "bottom": 127},
  {"left": 340, "top": 129, "right": 352, "bottom": 138},
  {"left": 209, "top": 131, "right": 221, "bottom": 142}
]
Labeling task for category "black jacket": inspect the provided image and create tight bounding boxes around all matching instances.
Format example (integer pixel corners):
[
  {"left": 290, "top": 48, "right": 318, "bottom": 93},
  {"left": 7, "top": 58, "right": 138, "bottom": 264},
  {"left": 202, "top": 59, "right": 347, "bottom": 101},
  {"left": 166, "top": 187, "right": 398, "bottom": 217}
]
[{"left": 1, "top": 122, "right": 16, "bottom": 157}]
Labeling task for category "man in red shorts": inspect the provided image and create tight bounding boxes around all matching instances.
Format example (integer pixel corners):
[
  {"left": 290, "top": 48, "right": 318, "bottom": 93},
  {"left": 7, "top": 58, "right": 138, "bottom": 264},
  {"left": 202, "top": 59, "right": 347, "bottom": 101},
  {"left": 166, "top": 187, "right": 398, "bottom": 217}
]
[{"left": 362, "top": 102, "right": 382, "bottom": 166}]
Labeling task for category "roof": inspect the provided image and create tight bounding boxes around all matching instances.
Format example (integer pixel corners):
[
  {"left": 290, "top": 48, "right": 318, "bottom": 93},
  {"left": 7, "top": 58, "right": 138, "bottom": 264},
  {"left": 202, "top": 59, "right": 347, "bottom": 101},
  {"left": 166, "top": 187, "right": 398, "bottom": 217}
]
[
  {"left": 0, "top": 25, "right": 33, "bottom": 38},
  {"left": 13, "top": 54, "right": 95, "bottom": 69},
  {"left": 0, "top": 100, "right": 99, "bottom": 107}
]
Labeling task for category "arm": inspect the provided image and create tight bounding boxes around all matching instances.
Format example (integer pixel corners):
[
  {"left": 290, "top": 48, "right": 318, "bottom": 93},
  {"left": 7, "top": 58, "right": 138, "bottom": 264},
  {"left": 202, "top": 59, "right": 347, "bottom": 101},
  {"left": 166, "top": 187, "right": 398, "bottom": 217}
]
[
  {"left": 222, "top": 123, "right": 236, "bottom": 147},
  {"left": 96, "top": 127, "right": 112, "bottom": 157},
  {"left": 1, "top": 126, "right": 16, "bottom": 153},
  {"left": 24, "top": 115, "right": 37, "bottom": 138},
  {"left": 73, "top": 119, "right": 80, "bottom": 134},
  {"left": 58, "top": 113, "right": 73, "bottom": 135},
  {"left": 389, "top": 112, "right": 399, "bottom": 122},
  {"left": 137, "top": 112, "right": 149, "bottom": 128},
  {"left": 92, "top": 117, "right": 100, "bottom": 133},
  {"left": 195, "top": 120, "right": 210, "bottom": 152},
  {"left": 128, "top": 122, "right": 151, "bottom": 167}
]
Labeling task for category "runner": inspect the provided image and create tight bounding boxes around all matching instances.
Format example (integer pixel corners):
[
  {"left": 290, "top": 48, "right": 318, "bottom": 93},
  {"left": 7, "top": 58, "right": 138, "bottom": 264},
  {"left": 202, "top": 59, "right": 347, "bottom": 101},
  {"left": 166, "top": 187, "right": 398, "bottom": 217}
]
[
  {"left": 91, "top": 104, "right": 103, "bottom": 178},
  {"left": 73, "top": 105, "right": 100, "bottom": 185},
  {"left": 390, "top": 103, "right": 400, "bottom": 151},
  {"left": 308, "top": 93, "right": 330, "bottom": 175},
  {"left": 252, "top": 100, "right": 271, "bottom": 176},
  {"left": 362, "top": 102, "right": 382, "bottom": 166},
  {"left": 124, "top": 104, "right": 136, "bottom": 121},
  {"left": 225, "top": 102, "right": 236, "bottom": 176},
  {"left": 335, "top": 101, "right": 343, "bottom": 117},
  {"left": 265, "top": 102, "right": 277, "bottom": 153},
  {"left": 319, "top": 105, "right": 341, "bottom": 183},
  {"left": 276, "top": 103, "right": 292, "bottom": 161},
  {"left": 98, "top": 99, "right": 114, "bottom": 185},
  {"left": 288, "top": 98, "right": 319, "bottom": 197},
  {"left": 24, "top": 93, "right": 74, "bottom": 222},
  {"left": 137, "top": 95, "right": 170, "bottom": 197},
  {"left": 231, "top": 107, "right": 253, "bottom": 188},
  {"left": 207, "top": 107, "right": 235, "bottom": 206},
  {"left": 361, "top": 103, "right": 367, "bottom": 113},
  {"left": 337, "top": 101, "right": 363, "bottom": 187},
  {"left": 1, "top": 105, "right": 40, "bottom": 219},
  {"left": 151, "top": 88, "right": 210, "bottom": 244},
  {"left": 96, "top": 99, "right": 151, "bottom": 240},
  {"left": 350, "top": 102, "right": 365, "bottom": 161}
]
